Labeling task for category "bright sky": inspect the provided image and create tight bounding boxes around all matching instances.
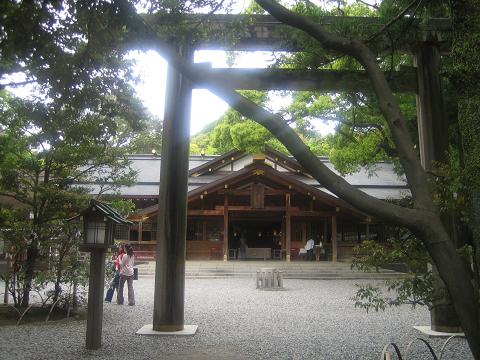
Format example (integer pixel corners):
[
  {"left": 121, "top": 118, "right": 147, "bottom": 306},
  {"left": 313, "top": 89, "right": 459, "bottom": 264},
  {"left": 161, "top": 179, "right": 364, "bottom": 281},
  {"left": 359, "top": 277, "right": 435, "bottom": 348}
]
[
  {"left": 130, "top": 49, "right": 275, "bottom": 134},
  {"left": 132, "top": 50, "right": 336, "bottom": 135}
]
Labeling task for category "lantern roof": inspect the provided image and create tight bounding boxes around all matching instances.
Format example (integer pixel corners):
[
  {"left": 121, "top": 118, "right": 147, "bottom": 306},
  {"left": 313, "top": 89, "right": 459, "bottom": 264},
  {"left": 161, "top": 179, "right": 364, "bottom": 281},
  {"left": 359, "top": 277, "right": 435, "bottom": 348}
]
[{"left": 68, "top": 200, "right": 133, "bottom": 225}]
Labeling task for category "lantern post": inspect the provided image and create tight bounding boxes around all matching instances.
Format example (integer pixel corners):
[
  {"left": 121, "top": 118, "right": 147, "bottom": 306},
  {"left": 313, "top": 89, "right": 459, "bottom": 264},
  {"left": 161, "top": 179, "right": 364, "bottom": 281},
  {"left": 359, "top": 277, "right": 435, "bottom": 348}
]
[{"left": 73, "top": 200, "right": 131, "bottom": 350}]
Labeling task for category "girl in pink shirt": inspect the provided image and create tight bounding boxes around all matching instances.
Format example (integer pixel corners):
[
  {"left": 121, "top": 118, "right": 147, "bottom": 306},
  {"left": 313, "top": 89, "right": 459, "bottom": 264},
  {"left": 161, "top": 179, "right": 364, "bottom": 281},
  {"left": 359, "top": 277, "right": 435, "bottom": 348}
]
[{"left": 117, "top": 244, "right": 135, "bottom": 306}]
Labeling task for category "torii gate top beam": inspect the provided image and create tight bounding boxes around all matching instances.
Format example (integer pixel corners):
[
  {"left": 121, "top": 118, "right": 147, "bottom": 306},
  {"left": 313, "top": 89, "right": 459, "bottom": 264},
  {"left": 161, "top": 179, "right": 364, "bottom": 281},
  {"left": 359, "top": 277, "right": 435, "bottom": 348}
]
[{"left": 145, "top": 14, "right": 451, "bottom": 53}]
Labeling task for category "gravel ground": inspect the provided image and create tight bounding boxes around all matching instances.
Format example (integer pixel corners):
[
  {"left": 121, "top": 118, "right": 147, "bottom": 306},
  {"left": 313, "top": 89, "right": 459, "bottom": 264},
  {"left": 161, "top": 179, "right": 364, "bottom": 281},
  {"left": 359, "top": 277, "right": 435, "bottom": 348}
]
[{"left": 0, "top": 277, "right": 473, "bottom": 360}]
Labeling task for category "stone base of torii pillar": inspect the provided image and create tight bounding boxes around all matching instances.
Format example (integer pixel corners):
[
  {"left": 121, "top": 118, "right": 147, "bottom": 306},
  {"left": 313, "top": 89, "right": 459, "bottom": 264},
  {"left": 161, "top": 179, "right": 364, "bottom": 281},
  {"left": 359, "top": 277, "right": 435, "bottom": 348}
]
[{"left": 136, "top": 324, "right": 198, "bottom": 336}]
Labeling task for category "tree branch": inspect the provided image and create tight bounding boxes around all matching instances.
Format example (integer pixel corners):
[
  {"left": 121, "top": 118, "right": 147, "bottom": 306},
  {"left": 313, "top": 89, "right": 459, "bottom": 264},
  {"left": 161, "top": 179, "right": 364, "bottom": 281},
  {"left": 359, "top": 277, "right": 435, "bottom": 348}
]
[{"left": 367, "top": 0, "right": 421, "bottom": 42}]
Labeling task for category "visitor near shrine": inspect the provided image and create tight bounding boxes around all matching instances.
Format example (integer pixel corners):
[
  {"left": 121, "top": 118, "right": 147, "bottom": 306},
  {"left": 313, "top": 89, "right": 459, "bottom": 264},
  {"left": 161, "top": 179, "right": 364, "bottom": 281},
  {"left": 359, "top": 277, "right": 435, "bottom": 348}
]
[
  {"left": 105, "top": 244, "right": 125, "bottom": 303},
  {"left": 239, "top": 230, "right": 247, "bottom": 260},
  {"left": 305, "top": 238, "right": 315, "bottom": 261},
  {"left": 117, "top": 244, "right": 135, "bottom": 306}
]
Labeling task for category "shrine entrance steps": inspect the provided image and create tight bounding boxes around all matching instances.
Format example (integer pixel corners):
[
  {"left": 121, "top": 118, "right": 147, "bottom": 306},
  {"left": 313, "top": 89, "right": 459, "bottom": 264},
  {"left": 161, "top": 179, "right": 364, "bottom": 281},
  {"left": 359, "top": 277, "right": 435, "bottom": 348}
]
[{"left": 134, "top": 260, "right": 404, "bottom": 280}]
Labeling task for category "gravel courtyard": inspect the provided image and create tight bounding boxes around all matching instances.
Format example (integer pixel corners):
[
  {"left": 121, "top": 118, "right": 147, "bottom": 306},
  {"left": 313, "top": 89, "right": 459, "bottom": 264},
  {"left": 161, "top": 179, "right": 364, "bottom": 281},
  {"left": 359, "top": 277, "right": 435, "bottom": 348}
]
[{"left": 0, "top": 277, "right": 473, "bottom": 360}]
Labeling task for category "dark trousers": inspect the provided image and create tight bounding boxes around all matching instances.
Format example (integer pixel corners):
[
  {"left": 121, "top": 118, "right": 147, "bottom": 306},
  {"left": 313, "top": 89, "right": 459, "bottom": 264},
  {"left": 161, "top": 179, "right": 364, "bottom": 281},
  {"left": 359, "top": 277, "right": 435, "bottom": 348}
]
[
  {"left": 117, "top": 274, "right": 135, "bottom": 305},
  {"left": 105, "top": 271, "right": 120, "bottom": 302},
  {"left": 307, "top": 249, "right": 314, "bottom": 261}
]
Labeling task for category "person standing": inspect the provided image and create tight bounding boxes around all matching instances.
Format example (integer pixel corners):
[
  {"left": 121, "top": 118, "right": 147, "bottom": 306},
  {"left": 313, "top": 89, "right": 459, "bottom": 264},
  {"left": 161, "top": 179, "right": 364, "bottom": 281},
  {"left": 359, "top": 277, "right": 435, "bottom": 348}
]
[
  {"left": 239, "top": 230, "right": 247, "bottom": 260},
  {"left": 305, "top": 238, "right": 315, "bottom": 261},
  {"left": 105, "top": 244, "right": 125, "bottom": 302},
  {"left": 117, "top": 244, "right": 135, "bottom": 306}
]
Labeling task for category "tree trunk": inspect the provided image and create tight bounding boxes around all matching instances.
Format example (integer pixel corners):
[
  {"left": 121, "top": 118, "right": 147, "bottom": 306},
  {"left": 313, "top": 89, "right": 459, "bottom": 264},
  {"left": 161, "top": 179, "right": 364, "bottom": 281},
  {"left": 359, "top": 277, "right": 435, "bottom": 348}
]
[
  {"left": 72, "top": 281, "right": 78, "bottom": 311},
  {"left": 53, "top": 261, "right": 63, "bottom": 303},
  {"left": 21, "top": 238, "right": 38, "bottom": 307},
  {"left": 430, "top": 264, "right": 462, "bottom": 332}
]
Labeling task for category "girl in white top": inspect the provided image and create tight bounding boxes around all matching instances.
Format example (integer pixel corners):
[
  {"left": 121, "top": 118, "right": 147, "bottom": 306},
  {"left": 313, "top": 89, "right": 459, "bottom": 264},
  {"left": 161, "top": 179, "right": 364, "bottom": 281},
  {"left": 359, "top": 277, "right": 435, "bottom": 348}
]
[{"left": 120, "top": 248, "right": 135, "bottom": 277}]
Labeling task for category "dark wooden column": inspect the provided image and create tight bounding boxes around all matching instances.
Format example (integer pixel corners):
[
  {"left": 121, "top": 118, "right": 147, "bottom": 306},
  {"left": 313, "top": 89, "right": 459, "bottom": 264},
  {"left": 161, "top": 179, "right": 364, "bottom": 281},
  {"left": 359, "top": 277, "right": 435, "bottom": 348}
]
[
  {"left": 202, "top": 220, "right": 207, "bottom": 242},
  {"left": 138, "top": 221, "right": 143, "bottom": 242},
  {"left": 86, "top": 249, "right": 106, "bottom": 349},
  {"left": 331, "top": 216, "right": 337, "bottom": 262},
  {"left": 153, "top": 46, "right": 193, "bottom": 332},
  {"left": 223, "top": 193, "right": 229, "bottom": 261},
  {"left": 285, "top": 193, "right": 291, "bottom": 262},
  {"left": 323, "top": 219, "right": 328, "bottom": 243},
  {"left": 415, "top": 43, "right": 449, "bottom": 170}
]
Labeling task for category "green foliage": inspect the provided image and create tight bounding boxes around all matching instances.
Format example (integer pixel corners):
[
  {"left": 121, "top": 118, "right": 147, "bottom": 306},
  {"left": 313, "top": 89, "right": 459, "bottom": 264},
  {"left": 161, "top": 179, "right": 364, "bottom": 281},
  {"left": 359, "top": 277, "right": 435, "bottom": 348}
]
[
  {"left": 129, "top": 116, "right": 163, "bottom": 154},
  {"left": 0, "top": 0, "right": 152, "bottom": 306},
  {"left": 431, "top": 154, "right": 470, "bottom": 221},
  {"left": 306, "top": 134, "right": 334, "bottom": 156},
  {"left": 198, "top": 90, "right": 283, "bottom": 154},
  {"left": 352, "top": 284, "right": 389, "bottom": 313},
  {"left": 351, "top": 232, "right": 435, "bottom": 311},
  {"left": 330, "top": 132, "right": 385, "bottom": 175},
  {"left": 106, "top": 199, "right": 136, "bottom": 217},
  {"left": 352, "top": 273, "right": 435, "bottom": 313}
]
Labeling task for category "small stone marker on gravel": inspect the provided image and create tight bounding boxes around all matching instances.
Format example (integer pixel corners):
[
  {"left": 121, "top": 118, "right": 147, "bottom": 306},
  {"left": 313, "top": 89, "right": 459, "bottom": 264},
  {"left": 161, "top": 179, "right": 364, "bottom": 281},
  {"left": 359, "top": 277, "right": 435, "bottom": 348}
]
[{"left": 256, "top": 268, "right": 284, "bottom": 290}]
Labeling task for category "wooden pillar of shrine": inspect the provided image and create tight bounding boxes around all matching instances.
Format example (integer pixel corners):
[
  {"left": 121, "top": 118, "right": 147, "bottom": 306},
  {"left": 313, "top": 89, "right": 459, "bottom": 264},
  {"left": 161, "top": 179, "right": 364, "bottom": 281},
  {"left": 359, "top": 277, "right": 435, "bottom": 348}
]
[
  {"left": 331, "top": 215, "right": 337, "bottom": 262},
  {"left": 285, "top": 193, "right": 291, "bottom": 262},
  {"left": 323, "top": 219, "right": 328, "bottom": 243},
  {"left": 223, "top": 193, "right": 229, "bottom": 262},
  {"left": 138, "top": 221, "right": 143, "bottom": 242},
  {"left": 153, "top": 45, "right": 193, "bottom": 332}
]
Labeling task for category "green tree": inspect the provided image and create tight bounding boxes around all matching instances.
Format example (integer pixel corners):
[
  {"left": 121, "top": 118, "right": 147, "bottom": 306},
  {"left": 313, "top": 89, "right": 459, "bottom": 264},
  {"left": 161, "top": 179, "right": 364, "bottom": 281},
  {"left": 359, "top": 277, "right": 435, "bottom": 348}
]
[
  {"left": 0, "top": 0, "right": 149, "bottom": 306},
  {"left": 207, "top": 90, "right": 288, "bottom": 153},
  {"left": 129, "top": 116, "right": 163, "bottom": 154},
  {"left": 0, "top": 87, "right": 142, "bottom": 306}
]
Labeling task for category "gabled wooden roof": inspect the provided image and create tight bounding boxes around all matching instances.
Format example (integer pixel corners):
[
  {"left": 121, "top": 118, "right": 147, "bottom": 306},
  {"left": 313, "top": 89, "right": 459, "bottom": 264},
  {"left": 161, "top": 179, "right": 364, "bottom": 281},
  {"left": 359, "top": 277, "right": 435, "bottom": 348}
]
[
  {"left": 188, "top": 149, "right": 245, "bottom": 176},
  {"left": 263, "top": 147, "right": 311, "bottom": 176},
  {"left": 129, "top": 160, "right": 368, "bottom": 219},
  {"left": 129, "top": 203, "right": 159, "bottom": 221},
  {"left": 188, "top": 147, "right": 312, "bottom": 178},
  {"left": 188, "top": 160, "right": 366, "bottom": 217}
]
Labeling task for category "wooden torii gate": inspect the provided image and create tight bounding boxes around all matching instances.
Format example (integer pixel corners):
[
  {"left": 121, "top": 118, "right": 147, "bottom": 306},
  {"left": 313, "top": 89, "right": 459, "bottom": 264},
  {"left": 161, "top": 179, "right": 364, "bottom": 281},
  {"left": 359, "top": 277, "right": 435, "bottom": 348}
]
[{"left": 148, "top": 14, "right": 451, "bottom": 333}]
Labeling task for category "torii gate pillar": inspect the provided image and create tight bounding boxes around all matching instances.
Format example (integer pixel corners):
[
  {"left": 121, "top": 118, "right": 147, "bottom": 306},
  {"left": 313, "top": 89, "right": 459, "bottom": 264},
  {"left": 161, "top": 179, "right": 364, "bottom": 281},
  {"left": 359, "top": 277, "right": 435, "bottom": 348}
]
[
  {"left": 152, "top": 46, "right": 193, "bottom": 333},
  {"left": 415, "top": 43, "right": 449, "bottom": 169},
  {"left": 415, "top": 42, "right": 462, "bottom": 333}
]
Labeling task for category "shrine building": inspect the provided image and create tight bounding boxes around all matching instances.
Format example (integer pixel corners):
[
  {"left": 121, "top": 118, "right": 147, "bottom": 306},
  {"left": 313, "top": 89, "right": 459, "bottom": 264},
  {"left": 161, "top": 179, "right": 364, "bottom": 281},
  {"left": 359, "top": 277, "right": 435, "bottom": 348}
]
[{"left": 94, "top": 148, "right": 408, "bottom": 262}]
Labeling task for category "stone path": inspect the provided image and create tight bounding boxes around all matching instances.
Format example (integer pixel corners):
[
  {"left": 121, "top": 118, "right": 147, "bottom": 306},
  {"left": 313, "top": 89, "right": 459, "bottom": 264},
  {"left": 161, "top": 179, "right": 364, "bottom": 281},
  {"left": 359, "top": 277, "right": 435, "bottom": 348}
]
[{"left": 0, "top": 277, "right": 473, "bottom": 359}]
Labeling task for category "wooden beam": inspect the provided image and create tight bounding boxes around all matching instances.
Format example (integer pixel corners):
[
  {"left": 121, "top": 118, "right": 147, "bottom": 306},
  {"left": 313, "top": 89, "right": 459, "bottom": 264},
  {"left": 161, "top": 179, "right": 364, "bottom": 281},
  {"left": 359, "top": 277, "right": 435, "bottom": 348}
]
[
  {"left": 188, "top": 210, "right": 223, "bottom": 216},
  {"left": 214, "top": 205, "right": 297, "bottom": 212},
  {"left": 290, "top": 210, "right": 336, "bottom": 217},
  {"left": 194, "top": 67, "right": 418, "bottom": 93},
  {"left": 226, "top": 188, "right": 288, "bottom": 196},
  {"left": 145, "top": 14, "right": 451, "bottom": 53}
]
